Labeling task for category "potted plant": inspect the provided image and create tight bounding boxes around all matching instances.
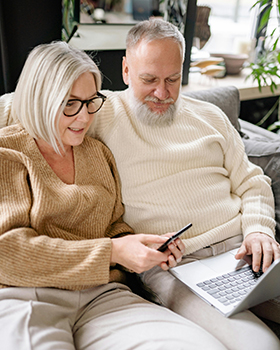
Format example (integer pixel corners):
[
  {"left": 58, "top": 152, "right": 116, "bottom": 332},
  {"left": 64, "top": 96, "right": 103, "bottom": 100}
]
[
  {"left": 62, "top": 0, "right": 75, "bottom": 41},
  {"left": 247, "top": 0, "right": 280, "bottom": 131},
  {"left": 247, "top": 0, "right": 280, "bottom": 92}
]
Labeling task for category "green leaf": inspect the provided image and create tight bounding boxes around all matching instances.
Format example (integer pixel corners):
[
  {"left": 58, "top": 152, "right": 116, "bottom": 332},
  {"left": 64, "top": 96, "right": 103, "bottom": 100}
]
[
  {"left": 277, "top": 52, "right": 280, "bottom": 64},
  {"left": 251, "top": 1, "right": 261, "bottom": 10},
  {"left": 258, "top": 6, "right": 272, "bottom": 32},
  {"left": 257, "top": 98, "right": 279, "bottom": 127},
  {"left": 268, "top": 120, "right": 280, "bottom": 131},
  {"left": 271, "top": 28, "right": 277, "bottom": 39}
]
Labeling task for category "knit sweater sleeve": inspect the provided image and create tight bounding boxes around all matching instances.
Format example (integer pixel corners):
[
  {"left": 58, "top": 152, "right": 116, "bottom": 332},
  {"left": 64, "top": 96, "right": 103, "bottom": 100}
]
[
  {"left": 0, "top": 145, "right": 130, "bottom": 290},
  {"left": 210, "top": 104, "right": 275, "bottom": 239}
]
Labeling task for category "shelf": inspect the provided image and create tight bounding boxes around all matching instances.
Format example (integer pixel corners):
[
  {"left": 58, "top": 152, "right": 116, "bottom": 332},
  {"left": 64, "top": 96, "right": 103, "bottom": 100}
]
[
  {"left": 182, "top": 68, "right": 280, "bottom": 101},
  {"left": 69, "top": 23, "right": 134, "bottom": 51}
]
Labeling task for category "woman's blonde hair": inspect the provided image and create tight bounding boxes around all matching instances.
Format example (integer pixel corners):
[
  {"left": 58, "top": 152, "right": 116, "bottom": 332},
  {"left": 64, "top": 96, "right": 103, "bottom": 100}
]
[{"left": 12, "top": 41, "right": 101, "bottom": 154}]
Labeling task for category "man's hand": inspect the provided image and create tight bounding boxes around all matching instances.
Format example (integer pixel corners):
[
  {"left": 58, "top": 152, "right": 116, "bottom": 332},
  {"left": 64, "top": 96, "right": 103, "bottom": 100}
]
[{"left": 235, "top": 232, "right": 280, "bottom": 272}]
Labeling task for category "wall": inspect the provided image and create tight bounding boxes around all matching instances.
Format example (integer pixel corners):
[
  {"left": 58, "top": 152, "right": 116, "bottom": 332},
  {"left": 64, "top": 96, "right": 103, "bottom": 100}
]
[{"left": 0, "top": 0, "right": 62, "bottom": 94}]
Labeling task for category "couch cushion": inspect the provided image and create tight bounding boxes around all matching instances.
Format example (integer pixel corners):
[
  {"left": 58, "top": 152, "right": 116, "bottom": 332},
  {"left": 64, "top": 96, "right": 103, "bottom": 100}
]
[{"left": 184, "top": 86, "right": 240, "bottom": 131}]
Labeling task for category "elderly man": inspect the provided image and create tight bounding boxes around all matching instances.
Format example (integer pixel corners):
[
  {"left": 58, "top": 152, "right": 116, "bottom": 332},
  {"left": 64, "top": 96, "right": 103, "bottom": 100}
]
[
  {"left": 0, "top": 18, "right": 280, "bottom": 349},
  {"left": 89, "top": 18, "right": 280, "bottom": 349}
]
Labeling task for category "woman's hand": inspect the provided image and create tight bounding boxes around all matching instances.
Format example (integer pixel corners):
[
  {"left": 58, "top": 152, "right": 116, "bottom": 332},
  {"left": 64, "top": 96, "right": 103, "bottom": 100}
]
[
  {"left": 111, "top": 233, "right": 185, "bottom": 273},
  {"left": 159, "top": 235, "right": 186, "bottom": 270}
]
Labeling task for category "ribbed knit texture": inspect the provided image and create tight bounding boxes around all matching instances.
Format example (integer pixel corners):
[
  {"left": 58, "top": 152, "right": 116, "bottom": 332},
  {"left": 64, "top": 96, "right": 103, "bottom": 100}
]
[
  {"left": 0, "top": 124, "right": 133, "bottom": 290},
  {"left": 0, "top": 93, "right": 14, "bottom": 128},
  {"left": 89, "top": 89, "right": 275, "bottom": 255}
]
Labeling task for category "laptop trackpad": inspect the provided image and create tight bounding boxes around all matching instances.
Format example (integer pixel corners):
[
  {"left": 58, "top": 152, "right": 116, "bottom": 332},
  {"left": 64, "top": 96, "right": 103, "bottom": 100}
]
[{"left": 198, "top": 249, "right": 248, "bottom": 274}]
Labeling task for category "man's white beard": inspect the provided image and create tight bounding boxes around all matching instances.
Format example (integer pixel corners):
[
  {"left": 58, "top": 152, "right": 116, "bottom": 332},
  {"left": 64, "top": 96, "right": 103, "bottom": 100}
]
[{"left": 127, "top": 88, "right": 180, "bottom": 127}]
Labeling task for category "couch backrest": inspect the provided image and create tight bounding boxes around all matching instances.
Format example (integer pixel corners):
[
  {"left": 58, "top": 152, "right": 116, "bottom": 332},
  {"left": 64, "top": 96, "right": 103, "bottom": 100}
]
[
  {"left": 183, "top": 86, "right": 241, "bottom": 131},
  {"left": 1, "top": 87, "right": 241, "bottom": 131}
]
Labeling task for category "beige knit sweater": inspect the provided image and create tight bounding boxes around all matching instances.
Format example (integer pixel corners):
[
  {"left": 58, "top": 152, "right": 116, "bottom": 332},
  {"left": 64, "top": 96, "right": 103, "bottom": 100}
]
[
  {"left": 88, "top": 89, "right": 276, "bottom": 255},
  {"left": 0, "top": 123, "right": 133, "bottom": 290}
]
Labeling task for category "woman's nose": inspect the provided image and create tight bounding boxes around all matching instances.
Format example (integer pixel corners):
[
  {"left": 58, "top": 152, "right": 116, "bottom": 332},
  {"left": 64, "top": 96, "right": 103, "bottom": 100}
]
[{"left": 76, "top": 104, "right": 91, "bottom": 122}]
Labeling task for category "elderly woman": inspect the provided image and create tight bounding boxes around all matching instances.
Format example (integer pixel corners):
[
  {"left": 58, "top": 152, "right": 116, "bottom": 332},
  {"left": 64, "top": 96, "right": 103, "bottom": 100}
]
[{"left": 0, "top": 42, "right": 228, "bottom": 350}]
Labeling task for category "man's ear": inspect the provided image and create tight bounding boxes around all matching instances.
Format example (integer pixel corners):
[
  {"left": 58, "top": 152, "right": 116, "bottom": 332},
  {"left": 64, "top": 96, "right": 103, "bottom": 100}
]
[{"left": 122, "top": 56, "right": 129, "bottom": 86}]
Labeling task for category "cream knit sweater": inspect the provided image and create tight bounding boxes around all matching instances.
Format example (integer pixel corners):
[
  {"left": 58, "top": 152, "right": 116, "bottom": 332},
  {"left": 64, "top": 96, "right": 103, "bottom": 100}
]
[
  {"left": 88, "top": 89, "right": 275, "bottom": 255},
  {"left": 0, "top": 123, "right": 133, "bottom": 290}
]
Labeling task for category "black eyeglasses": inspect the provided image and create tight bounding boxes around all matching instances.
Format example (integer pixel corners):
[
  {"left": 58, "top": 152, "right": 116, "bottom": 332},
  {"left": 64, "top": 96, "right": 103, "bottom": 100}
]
[{"left": 63, "top": 91, "right": 107, "bottom": 117}]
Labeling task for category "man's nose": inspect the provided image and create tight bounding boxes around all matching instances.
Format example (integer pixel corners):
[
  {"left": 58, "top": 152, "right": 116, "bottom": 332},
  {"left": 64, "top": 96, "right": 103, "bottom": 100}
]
[{"left": 153, "top": 82, "right": 169, "bottom": 101}]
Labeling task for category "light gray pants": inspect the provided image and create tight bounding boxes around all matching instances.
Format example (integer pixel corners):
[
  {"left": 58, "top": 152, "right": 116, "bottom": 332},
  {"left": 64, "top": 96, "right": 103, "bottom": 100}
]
[
  {"left": 0, "top": 282, "right": 228, "bottom": 350},
  {"left": 139, "top": 235, "right": 280, "bottom": 350}
]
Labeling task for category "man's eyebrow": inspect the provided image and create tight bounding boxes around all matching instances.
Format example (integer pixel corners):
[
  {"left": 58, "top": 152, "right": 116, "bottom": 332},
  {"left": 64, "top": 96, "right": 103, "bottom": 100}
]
[
  {"left": 139, "top": 73, "right": 182, "bottom": 79},
  {"left": 167, "top": 73, "right": 182, "bottom": 79},
  {"left": 139, "top": 74, "right": 156, "bottom": 79}
]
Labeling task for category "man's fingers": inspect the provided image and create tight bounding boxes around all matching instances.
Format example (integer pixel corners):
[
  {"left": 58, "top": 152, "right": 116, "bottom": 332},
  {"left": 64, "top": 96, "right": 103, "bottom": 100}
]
[
  {"left": 235, "top": 243, "right": 247, "bottom": 259},
  {"left": 274, "top": 242, "right": 280, "bottom": 260},
  {"left": 251, "top": 241, "right": 263, "bottom": 272},
  {"left": 262, "top": 241, "right": 280, "bottom": 272},
  {"left": 261, "top": 241, "right": 273, "bottom": 272}
]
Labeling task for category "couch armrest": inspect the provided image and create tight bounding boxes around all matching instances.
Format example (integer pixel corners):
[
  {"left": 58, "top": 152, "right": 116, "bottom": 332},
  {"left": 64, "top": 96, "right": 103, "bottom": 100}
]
[{"left": 240, "top": 119, "right": 280, "bottom": 141}]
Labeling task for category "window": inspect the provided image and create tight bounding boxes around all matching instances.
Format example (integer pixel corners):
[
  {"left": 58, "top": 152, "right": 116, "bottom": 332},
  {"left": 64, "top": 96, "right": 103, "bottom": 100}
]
[{"left": 196, "top": 0, "right": 257, "bottom": 56}]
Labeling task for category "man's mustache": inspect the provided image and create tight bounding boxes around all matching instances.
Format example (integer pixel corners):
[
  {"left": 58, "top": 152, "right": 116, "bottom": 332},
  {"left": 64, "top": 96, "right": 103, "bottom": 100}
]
[{"left": 144, "top": 96, "right": 175, "bottom": 104}]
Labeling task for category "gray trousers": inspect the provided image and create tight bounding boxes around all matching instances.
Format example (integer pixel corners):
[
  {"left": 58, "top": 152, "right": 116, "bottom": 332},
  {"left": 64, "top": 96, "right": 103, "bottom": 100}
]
[
  {"left": 0, "top": 282, "right": 228, "bottom": 350},
  {"left": 139, "top": 235, "right": 280, "bottom": 350}
]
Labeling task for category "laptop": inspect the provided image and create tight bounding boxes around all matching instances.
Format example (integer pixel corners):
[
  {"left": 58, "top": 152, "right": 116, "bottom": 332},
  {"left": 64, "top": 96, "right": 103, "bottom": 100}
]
[{"left": 169, "top": 248, "right": 280, "bottom": 317}]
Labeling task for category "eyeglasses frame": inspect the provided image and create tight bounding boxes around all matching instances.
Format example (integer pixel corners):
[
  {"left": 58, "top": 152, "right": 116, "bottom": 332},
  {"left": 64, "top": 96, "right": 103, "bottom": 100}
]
[{"left": 63, "top": 91, "right": 107, "bottom": 117}]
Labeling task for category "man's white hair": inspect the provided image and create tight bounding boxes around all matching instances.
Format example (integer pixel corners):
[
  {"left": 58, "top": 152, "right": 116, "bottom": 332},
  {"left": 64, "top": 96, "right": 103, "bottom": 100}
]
[{"left": 126, "top": 18, "right": 185, "bottom": 62}]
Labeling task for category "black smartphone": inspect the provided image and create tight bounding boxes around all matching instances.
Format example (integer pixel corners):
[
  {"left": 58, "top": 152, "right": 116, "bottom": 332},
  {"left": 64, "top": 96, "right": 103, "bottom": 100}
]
[{"left": 157, "top": 223, "right": 192, "bottom": 252}]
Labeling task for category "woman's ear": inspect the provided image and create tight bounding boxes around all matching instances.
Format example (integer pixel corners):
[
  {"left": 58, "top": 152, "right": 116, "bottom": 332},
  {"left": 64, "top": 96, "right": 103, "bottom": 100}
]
[{"left": 122, "top": 56, "right": 129, "bottom": 86}]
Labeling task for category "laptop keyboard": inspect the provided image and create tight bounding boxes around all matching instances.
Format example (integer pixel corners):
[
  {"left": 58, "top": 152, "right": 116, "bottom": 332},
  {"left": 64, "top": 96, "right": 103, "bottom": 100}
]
[{"left": 196, "top": 265, "right": 263, "bottom": 306}]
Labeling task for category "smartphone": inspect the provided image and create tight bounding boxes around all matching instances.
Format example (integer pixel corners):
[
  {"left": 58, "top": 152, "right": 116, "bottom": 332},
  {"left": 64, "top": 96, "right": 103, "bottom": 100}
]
[{"left": 157, "top": 223, "right": 192, "bottom": 252}]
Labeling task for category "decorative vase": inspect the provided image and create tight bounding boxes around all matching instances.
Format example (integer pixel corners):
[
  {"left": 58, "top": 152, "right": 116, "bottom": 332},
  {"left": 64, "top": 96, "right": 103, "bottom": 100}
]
[{"left": 194, "top": 6, "right": 211, "bottom": 49}]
